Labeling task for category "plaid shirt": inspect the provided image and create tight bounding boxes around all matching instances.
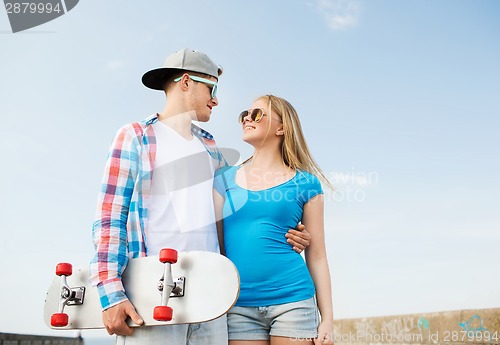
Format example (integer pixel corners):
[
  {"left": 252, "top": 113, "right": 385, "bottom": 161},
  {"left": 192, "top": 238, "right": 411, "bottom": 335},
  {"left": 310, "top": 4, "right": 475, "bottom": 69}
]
[{"left": 89, "top": 114, "right": 226, "bottom": 310}]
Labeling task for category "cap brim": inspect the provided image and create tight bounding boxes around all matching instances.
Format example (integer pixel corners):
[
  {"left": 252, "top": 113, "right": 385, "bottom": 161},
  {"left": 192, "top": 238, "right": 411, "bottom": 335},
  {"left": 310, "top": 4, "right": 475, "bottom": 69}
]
[
  {"left": 141, "top": 68, "right": 183, "bottom": 91},
  {"left": 142, "top": 65, "right": 223, "bottom": 91}
]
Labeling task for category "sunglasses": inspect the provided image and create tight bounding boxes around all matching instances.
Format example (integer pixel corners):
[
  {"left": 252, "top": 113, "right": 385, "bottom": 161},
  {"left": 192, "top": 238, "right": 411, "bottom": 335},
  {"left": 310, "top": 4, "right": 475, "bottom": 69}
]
[
  {"left": 174, "top": 74, "right": 218, "bottom": 99},
  {"left": 238, "top": 108, "right": 267, "bottom": 124}
]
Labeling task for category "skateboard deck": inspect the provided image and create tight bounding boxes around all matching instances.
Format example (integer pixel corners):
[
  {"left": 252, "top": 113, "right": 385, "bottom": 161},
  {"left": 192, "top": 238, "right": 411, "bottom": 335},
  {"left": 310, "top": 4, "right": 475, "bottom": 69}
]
[{"left": 44, "top": 250, "right": 239, "bottom": 330}]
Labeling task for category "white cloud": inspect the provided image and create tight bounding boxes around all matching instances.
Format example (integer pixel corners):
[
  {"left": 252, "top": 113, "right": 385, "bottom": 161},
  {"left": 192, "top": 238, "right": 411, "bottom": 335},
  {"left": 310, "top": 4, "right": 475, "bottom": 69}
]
[
  {"left": 106, "top": 59, "right": 127, "bottom": 71},
  {"left": 313, "top": 0, "right": 361, "bottom": 31}
]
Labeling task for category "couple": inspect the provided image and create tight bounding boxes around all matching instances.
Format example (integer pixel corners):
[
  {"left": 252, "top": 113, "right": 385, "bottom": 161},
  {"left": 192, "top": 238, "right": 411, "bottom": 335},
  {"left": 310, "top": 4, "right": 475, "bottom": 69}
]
[{"left": 90, "top": 48, "right": 334, "bottom": 345}]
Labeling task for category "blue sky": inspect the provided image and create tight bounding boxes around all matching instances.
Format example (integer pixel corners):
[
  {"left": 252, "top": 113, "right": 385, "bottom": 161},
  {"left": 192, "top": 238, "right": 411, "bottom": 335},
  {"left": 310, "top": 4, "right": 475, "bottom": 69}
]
[{"left": 1, "top": 0, "right": 499, "bottom": 342}]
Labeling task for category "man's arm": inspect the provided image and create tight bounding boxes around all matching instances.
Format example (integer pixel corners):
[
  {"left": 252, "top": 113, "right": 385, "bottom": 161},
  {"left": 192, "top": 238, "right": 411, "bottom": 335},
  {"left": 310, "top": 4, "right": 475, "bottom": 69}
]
[
  {"left": 89, "top": 125, "right": 144, "bottom": 335},
  {"left": 286, "top": 223, "right": 312, "bottom": 253}
]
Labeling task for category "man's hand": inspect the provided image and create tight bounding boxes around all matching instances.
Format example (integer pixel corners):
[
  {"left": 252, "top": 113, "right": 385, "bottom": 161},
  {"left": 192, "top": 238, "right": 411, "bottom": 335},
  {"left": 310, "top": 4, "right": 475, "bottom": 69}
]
[
  {"left": 102, "top": 300, "right": 144, "bottom": 336},
  {"left": 286, "top": 223, "right": 311, "bottom": 253}
]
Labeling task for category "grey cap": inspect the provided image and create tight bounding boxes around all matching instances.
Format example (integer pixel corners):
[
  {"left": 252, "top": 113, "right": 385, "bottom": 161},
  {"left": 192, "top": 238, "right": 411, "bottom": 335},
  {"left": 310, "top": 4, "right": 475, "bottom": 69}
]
[{"left": 142, "top": 48, "right": 223, "bottom": 90}]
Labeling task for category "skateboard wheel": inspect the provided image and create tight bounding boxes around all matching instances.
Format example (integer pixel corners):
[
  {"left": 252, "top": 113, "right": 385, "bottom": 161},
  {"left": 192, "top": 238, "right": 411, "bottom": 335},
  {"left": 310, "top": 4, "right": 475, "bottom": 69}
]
[
  {"left": 153, "top": 306, "right": 173, "bottom": 321},
  {"left": 55, "top": 263, "right": 72, "bottom": 276},
  {"left": 159, "top": 248, "right": 178, "bottom": 264},
  {"left": 51, "top": 313, "right": 69, "bottom": 327}
]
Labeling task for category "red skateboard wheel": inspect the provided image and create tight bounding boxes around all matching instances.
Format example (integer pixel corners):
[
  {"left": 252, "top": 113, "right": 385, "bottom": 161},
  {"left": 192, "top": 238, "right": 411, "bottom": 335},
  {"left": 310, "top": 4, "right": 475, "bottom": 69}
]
[
  {"left": 55, "top": 263, "right": 72, "bottom": 276},
  {"left": 51, "top": 313, "right": 69, "bottom": 327},
  {"left": 159, "top": 248, "right": 178, "bottom": 264},
  {"left": 153, "top": 305, "right": 173, "bottom": 321}
]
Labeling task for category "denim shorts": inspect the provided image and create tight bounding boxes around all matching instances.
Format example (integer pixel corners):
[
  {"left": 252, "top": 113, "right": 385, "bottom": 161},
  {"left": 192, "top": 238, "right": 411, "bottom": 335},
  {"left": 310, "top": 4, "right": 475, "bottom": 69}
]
[{"left": 227, "top": 297, "right": 319, "bottom": 341}]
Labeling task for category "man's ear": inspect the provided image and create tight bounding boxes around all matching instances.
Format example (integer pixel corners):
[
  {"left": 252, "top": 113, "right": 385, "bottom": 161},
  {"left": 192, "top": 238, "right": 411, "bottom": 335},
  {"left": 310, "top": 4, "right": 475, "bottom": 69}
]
[{"left": 179, "top": 73, "right": 191, "bottom": 92}]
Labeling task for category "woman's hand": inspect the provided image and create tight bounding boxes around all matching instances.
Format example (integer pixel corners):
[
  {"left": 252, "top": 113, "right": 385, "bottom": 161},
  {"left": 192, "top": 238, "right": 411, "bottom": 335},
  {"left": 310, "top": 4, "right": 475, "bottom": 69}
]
[{"left": 315, "top": 320, "right": 334, "bottom": 345}]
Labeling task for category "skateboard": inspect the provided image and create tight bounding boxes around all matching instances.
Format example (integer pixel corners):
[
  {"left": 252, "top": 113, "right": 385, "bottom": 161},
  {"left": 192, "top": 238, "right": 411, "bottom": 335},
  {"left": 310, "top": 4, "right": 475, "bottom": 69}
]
[{"left": 44, "top": 249, "right": 240, "bottom": 330}]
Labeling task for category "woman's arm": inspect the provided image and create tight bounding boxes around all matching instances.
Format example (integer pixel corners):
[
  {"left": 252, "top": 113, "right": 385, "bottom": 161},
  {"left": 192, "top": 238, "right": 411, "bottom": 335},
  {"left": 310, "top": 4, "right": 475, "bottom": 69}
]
[
  {"left": 303, "top": 194, "right": 334, "bottom": 344},
  {"left": 213, "top": 189, "right": 226, "bottom": 256}
]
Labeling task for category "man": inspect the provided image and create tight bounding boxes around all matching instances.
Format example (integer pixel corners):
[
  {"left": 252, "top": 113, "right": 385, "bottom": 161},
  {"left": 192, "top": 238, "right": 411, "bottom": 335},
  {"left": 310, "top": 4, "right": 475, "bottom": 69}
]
[{"left": 89, "top": 48, "right": 311, "bottom": 344}]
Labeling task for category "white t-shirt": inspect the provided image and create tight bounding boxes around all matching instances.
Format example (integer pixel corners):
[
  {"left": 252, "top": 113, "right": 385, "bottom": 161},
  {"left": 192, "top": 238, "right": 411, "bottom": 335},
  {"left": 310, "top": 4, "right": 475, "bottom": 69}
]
[{"left": 146, "top": 121, "right": 219, "bottom": 255}]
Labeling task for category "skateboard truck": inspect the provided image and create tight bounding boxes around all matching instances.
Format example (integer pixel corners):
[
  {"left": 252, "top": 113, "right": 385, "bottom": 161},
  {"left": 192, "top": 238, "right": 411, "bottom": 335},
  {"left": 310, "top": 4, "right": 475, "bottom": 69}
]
[
  {"left": 153, "top": 248, "right": 178, "bottom": 321},
  {"left": 50, "top": 263, "right": 85, "bottom": 327},
  {"left": 157, "top": 276, "right": 185, "bottom": 297}
]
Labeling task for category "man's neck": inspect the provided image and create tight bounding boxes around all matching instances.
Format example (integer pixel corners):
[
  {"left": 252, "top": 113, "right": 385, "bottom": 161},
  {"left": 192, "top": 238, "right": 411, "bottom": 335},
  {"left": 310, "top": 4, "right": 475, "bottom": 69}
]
[{"left": 157, "top": 109, "right": 195, "bottom": 140}]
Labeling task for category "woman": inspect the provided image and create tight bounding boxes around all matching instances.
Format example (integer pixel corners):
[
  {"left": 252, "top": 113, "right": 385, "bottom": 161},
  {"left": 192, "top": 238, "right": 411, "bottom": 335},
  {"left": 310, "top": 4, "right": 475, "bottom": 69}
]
[{"left": 214, "top": 95, "right": 334, "bottom": 345}]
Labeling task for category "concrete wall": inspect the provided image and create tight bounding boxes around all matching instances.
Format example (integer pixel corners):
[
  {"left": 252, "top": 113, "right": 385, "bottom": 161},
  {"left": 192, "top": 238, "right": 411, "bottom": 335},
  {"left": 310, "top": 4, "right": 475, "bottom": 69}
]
[
  {"left": 332, "top": 308, "right": 500, "bottom": 345},
  {"left": 0, "top": 333, "right": 83, "bottom": 345}
]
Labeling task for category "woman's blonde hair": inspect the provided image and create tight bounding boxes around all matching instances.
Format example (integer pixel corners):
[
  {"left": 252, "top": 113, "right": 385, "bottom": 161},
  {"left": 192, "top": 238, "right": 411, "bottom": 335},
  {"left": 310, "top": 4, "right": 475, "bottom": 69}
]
[{"left": 256, "top": 94, "right": 333, "bottom": 191}]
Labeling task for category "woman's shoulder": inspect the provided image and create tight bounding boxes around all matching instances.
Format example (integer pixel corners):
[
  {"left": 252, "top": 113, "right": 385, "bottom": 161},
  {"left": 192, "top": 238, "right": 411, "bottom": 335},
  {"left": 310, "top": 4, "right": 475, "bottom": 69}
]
[
  {"left": 295, "top": 170, "right": 322, "bottom": 185},
  {"left": 215, "top": 165, "right": 239, "bottom": 179},
  {"left": 294, "top": 170, "right": 324, "bottom": 203}
]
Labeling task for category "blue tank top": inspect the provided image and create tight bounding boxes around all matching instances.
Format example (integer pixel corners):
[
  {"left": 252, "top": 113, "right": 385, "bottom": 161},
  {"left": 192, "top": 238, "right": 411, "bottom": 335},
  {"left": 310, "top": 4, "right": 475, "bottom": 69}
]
[{"left": 214, "top": 166, "right": 323, "bottom": 306}]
